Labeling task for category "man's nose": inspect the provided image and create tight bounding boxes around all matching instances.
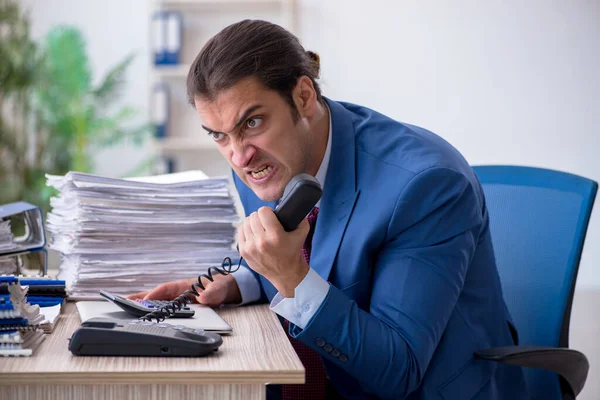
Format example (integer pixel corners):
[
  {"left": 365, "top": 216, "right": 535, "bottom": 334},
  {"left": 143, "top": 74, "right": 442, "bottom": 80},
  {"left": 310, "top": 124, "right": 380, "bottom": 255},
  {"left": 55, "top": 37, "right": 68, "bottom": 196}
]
[{"left": 230, "top": 140, "right": 256, "bottom": 168}]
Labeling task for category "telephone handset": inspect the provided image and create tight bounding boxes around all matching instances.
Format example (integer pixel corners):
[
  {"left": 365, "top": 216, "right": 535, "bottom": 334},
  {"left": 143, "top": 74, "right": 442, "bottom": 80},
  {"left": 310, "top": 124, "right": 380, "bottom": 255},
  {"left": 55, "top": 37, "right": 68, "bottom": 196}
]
[
  {"left": 140, "top": 173, "right": 323, "bottom": 323},
  {"left": 272, "top": 173, "right": 323, "bottom": 232}
]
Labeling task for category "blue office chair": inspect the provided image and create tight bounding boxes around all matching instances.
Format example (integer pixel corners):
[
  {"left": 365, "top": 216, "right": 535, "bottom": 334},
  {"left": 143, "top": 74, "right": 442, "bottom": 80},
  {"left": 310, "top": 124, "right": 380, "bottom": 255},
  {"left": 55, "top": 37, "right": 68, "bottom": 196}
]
[{"left": 472, "top": 165, "right": 597, "bottom": 400}]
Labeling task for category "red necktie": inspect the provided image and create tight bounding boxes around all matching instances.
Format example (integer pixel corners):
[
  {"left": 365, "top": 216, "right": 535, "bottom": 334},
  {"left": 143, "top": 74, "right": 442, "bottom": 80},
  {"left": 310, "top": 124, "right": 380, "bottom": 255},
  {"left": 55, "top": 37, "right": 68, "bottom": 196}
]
[{"left": 281, "top": 207, "right": 328, "bottom": 400}]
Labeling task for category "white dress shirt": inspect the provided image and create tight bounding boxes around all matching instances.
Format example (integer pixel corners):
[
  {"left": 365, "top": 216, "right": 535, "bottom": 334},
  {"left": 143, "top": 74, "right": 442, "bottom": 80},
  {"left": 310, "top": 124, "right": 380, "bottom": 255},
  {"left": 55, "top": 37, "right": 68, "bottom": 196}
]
[{"left": 232, "top": 107, "right": 333, "bottom": 329}]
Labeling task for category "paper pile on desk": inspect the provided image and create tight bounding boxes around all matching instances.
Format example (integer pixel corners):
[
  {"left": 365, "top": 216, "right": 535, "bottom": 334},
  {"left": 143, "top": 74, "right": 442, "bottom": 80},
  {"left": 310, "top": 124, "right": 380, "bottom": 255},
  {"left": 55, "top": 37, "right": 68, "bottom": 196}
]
[{"left": 46, "top": 171, "right": 240, "bottom": 299}]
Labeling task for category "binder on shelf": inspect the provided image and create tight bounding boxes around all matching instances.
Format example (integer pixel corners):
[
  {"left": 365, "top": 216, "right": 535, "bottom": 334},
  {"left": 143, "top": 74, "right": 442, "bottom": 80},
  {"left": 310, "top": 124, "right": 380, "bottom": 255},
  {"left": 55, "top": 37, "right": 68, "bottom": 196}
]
[
  {"left": 165, "top": 11, "right": 183, "bottom": 65},
  {"left": 152, "top": 10, "right": 167, "bottom": 65},
  {"left": 153, "top": 156, "right": 177, "bottom": 175},
  {"left": 151, "top": 81, "right": 170, "bottom": 139},
  {"left": 152, "top": 10, "right": 183, "bottom": 66},
  {"left": 166, "top": 157, "right": 177, "bottom": 174},
  {"left": 0, "top": 202, "right": 45, "bottom": 256}
]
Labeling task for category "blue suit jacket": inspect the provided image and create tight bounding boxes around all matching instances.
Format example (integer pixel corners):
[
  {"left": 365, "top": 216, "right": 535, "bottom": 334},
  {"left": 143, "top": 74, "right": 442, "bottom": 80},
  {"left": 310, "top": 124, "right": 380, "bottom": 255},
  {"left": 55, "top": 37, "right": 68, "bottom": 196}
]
[{"left": 232, "top": 99, "right": 529, "bottom": 399}]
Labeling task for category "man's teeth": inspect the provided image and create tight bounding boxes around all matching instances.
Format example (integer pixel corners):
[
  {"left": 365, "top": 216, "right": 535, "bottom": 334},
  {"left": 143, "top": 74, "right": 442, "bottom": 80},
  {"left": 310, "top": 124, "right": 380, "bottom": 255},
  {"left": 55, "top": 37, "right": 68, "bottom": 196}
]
[{"left": 251, "top": 166, "right": 273, "bottom": 179}]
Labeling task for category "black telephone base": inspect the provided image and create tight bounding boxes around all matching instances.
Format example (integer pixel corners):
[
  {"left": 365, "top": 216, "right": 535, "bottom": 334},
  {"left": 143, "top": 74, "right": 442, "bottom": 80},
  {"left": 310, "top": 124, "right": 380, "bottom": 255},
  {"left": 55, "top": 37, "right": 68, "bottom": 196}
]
[{"left": 69, "top": 317, "right": 222, "bottom": 357}]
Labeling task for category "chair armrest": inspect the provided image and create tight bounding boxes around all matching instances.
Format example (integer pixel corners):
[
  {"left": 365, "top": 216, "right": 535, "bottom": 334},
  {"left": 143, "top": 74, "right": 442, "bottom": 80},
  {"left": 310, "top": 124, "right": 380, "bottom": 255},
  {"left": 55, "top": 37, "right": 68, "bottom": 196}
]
[{"left": 475, "top": 345, "right": 589, "bottom": 398}]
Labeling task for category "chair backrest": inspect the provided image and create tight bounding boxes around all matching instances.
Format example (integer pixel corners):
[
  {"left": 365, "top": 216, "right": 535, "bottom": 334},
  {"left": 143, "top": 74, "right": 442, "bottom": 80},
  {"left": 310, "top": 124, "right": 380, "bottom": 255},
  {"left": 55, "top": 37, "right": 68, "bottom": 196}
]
[{"left": 472, "top": 165, "right": 597, "bottom": 400}]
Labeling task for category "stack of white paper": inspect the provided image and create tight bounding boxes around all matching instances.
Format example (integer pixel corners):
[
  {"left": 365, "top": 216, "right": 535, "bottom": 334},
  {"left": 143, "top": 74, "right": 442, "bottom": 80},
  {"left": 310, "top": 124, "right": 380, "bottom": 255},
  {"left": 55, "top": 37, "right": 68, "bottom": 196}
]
[
  {"left": 0, "top": 220, "right": 16, "bottom": 252},
  {"left": 45, "top": 171, "right": 240, "bottom": 299}
]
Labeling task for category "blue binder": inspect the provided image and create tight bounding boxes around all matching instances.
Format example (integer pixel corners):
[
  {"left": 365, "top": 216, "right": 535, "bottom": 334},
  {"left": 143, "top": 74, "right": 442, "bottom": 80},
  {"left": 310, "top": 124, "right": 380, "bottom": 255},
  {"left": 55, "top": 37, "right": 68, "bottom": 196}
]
[
  {"left": 166, "top": 157, "right": 177, "bottom": 174},
  {"left": 152, "top": 10, "right": 182, "bottom": 65},
  {"left": 151, "top": 82, "right": 170, "bottom": 139},
  {"left": 152, "top": 11, "right": 167, "bottom": 65}
]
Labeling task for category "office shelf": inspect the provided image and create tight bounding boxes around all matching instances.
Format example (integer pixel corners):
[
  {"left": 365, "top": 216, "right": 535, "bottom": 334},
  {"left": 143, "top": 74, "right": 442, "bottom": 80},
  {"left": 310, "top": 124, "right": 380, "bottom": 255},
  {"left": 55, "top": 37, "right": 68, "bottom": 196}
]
[
  {"left": 158, "top": 0, "right": 284, "bottom": 6},
  {"left": 153, "top": 64, "right": 191, "bottom": 79},
  {"left": 155, "top": 136, "right": 216, "bottom": 152}
]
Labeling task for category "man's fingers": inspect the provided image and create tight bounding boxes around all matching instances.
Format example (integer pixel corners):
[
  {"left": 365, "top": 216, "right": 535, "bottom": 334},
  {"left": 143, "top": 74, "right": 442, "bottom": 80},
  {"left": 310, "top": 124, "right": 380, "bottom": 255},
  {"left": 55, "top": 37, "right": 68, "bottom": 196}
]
[
  {"left": 124, "top": 273, "right": 227, "bottom": 308},
  {"left": 197, "top": 288, "right": 215, "bottom": 305},
  {"left": 125, "top": 291, "right": 148, "bottom": 300},
  {"left": 237, "top": 222, "right": 246, "bottom": 250},
  {"left": 242, "top": 220, "right": 254, "bottom": 248},
  {"left": 258, "top": 206, "right": 283, "bottom": 233},
  {"left": 249, "top": 211, "right": 265, "bottom": 239},
  {"left": 196, "top": 282, "right": 222, "bottom": 306},
  {"left": 142, "top": 284, "right": 173, "bottom": 300},
  {"left": 296, "top": 217, "right": 310, "bottom": 235},
  {"left": 142, "top": 290, "right": 161, "bottom": 301}
]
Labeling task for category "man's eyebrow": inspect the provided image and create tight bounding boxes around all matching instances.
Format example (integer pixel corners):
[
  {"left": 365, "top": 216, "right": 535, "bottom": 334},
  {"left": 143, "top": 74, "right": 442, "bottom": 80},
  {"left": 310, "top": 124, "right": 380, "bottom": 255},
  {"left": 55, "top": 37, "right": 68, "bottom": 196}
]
[{"left": 202, "top": 104, "right": 264, "bottom": 135}]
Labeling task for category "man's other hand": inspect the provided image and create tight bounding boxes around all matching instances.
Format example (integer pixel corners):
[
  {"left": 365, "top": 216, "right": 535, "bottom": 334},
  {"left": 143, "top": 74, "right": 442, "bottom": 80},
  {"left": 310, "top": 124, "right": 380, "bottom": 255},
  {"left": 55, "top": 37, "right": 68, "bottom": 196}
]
[{"left": 126, "top": 274, "right": 242, "bottom": 307}]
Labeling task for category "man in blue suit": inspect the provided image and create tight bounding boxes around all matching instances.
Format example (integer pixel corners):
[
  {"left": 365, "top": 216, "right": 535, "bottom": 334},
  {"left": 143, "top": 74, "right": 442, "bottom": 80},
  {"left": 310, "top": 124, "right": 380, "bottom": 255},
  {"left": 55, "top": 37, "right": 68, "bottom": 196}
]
[{"left": 130, "top": 20, "right": 529, "bottom": 399}]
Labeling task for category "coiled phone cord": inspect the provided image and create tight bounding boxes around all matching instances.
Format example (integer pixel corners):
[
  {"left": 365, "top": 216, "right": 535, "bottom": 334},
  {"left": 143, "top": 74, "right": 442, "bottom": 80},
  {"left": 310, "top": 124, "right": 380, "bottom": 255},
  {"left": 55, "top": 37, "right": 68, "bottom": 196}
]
[{"left": 139, "top": 256, "right": 243, "bottom": 323}]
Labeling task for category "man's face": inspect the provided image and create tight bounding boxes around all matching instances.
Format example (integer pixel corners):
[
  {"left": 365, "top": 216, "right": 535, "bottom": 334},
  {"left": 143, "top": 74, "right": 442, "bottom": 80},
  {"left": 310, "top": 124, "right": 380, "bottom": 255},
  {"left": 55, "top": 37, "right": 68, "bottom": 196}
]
[{"left": 194, "top": 78, "right": 312, "bottom": 202}]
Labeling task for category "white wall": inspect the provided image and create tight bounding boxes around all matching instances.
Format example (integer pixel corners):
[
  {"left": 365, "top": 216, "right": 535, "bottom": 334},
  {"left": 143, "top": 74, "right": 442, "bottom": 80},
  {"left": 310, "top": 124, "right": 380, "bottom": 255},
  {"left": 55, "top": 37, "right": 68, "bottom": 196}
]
[{"left": 297, "top": 0, "right": 600, "bottom": 289}]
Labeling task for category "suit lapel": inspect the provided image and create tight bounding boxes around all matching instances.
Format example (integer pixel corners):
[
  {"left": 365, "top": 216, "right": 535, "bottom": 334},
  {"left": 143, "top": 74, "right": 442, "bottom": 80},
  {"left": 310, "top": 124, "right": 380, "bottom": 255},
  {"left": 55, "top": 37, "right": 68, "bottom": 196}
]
[{"left": 310, "top": 99, "right": 360, "bottom": 281}]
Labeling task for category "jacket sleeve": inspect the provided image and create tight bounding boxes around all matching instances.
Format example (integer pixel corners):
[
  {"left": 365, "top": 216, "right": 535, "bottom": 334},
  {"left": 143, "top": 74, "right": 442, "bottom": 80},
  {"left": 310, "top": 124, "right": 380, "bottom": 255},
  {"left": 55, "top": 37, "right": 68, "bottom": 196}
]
[{"left": 290, "top": 167, "right": 483, "bottom": 399}]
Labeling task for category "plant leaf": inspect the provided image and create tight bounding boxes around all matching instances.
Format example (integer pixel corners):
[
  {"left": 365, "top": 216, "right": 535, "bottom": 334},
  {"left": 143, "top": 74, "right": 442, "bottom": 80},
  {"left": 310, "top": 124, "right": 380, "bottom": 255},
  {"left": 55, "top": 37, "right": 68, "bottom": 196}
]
[
  {"left": 93, "top": 53, "right": 135, "bottom": 109},
  {"left": 41, "top": 25, "right": 91, "bottom": 100}
]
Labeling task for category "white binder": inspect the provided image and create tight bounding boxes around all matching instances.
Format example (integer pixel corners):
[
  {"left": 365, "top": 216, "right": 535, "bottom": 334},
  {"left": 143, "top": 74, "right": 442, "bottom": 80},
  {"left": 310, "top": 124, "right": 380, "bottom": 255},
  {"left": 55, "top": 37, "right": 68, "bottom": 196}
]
[
  {"left": 151, "top": 11, "right": 166, "bottom": 65},
  {"left": 151, "top": 81, "right": 169, "bottom": 138},
  {"left": 165, "top": 11, "right": 183, "bottom": 65},
  {"left": 152, "top": 10, "right": 182, "bottom": 65}
]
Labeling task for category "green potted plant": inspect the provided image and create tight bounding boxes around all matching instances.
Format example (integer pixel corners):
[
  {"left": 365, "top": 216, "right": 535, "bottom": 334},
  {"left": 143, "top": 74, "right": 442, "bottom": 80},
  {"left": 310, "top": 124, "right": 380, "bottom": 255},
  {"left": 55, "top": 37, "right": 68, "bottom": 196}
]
[
  {"left": 0, "top": 0, "right": 151, "bottom": 214},
  {"left": 34, "top": 25, "right": 150, "bottom": 175},
  {"left": 0, "top": 0, "right": 49, "bottom": 210}
]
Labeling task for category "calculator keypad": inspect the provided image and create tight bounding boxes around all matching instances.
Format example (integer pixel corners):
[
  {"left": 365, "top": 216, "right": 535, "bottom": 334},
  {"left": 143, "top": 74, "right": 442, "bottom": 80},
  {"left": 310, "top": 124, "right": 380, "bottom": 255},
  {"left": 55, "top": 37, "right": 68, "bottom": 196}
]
[{"left": 134, "top": 299, "right": 190, "bottom": 310}]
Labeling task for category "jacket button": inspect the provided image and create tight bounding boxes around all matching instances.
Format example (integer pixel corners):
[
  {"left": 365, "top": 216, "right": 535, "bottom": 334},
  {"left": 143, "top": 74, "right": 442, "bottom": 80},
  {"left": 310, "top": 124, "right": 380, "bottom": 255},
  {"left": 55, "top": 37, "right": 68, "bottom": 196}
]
[
  {"left": 339, "top": 354, "right": 348, "bottom": 362},
  {"left": 324, "top": 344, "right": 333, "bottom": 352},
  {"left": 315, "top": 338, "right": 326, "bottom": 347},
  {"left": 331, "top": 349, "right": 341, "bottom": 357}
]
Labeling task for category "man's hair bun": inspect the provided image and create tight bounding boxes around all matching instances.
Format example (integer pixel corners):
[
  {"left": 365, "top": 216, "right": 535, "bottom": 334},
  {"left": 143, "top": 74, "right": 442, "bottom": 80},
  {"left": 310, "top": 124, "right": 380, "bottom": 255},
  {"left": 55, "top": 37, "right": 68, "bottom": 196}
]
[{"left": 306, "top": 50, "right": 320, "bottom": 75}]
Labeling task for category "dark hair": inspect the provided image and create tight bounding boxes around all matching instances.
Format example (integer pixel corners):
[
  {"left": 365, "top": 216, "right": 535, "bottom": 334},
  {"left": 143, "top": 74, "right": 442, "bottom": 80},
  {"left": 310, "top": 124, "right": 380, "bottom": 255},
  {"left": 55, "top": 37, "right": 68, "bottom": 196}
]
[{"left": 186, "top": 20, "right": 323, "bottom": 119}]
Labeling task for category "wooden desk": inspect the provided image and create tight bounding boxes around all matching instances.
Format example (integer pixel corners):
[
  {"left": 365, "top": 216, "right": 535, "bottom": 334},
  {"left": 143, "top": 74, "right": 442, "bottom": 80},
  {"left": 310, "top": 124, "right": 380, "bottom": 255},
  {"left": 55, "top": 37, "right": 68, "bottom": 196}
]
[{"left": 0, "top": 302, "right": 304, "bottom": 400}]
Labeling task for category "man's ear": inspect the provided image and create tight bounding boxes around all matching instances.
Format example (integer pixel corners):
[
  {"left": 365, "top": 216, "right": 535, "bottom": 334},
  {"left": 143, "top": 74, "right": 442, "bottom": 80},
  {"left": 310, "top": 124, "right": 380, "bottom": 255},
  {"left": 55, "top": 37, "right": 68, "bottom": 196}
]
[{"left": 292, "top": 75, "right": 318, "bottom": 119}]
